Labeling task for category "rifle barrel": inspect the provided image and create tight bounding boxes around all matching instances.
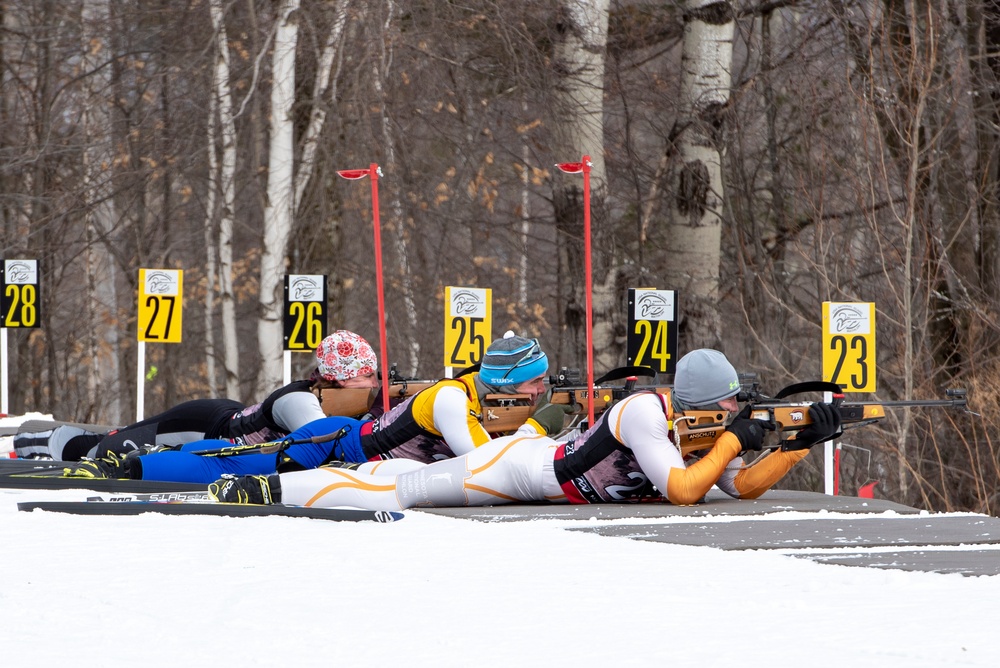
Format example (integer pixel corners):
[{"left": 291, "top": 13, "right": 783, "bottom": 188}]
[{"left": 862, "top": 399, "right": 965, "bottom": 408}]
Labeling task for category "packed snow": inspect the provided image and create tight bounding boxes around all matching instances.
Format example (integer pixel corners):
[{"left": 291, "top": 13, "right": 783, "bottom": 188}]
[{"left": 2, "top": 416, "right": 999, "bottom": 667}]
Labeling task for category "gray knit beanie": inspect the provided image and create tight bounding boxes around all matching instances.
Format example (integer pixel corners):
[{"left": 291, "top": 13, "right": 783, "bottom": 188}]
[{"left": 673, "top": 349, "right": 740, "bottom": 408}]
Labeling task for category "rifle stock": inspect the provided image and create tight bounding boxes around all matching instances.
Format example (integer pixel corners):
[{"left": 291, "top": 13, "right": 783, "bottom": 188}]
[
  {"left": 480, "top": 378, "right": 672, "bottom": 435},
  {"left": 481, "top": 394, "right": 537, "bottom": 434},
  {"left": 549, "top": 385, "right": 672, "bottom": 416},
  {"left": 315, "top": 381, "right": 437, "bottom": 418}
]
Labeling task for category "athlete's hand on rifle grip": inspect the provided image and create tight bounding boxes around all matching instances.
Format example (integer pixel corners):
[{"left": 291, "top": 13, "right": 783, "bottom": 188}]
[
  {"left": 782, "top": 402, "right": 842, "bottom": 451},
  {"left": 531, "top": 400, "right": 577, "bottom": 436},
  {"left": 728, "top": 404, "right": 775, "bottom": 453}
]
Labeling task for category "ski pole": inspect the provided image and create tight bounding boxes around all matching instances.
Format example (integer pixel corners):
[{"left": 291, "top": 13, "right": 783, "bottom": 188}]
[{"left": 191, "top": 426, "right": 351, "bottom": 457}]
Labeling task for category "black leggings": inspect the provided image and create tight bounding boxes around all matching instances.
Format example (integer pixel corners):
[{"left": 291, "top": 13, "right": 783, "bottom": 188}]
[{"left": 96, "top": 398, "right": 246, "bottom": 457}]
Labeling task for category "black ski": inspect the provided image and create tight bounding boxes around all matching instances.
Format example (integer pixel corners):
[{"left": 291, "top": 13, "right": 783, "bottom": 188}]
[
  {"left": 0, "top": 459, "right": 68, "bottom": 475},
  {"left": 0, "top": 472, "right": 203, "bottom": 493},
  {"left": 86, "top": 491, "right": 212, "bottom": 502},
  {"left": 17, "top": 500, "right": 403, "bottom": 523}
]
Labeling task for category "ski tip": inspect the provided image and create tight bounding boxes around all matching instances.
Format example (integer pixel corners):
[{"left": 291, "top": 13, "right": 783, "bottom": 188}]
[{"left": 17, "top": 500, "right": 404, "bottom": 523}]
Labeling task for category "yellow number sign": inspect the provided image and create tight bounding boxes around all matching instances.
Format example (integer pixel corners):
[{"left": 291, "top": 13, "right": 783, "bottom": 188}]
[
  {"left": 627, "top": 289, "right": 678, "bottom": 373},
  {"left": 138, "top": 269, "right": 183, "bottom": 343},
  {"left": 284, "top": 274, "right": 327, "bottom": 351},
  {"left": 822, "top": 302, "right": 875, "bottom": 392},
  {"left": 444, "top": 286, "right": 491, "bottom": 368},
  {"left": 1, "top": 259, "right": 40, "bottom": 328}
]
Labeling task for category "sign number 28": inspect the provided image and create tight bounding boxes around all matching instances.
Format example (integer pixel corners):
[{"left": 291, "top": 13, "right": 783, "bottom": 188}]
[{"left": 3, "top": 284, "right": 37, "bottom": 327}]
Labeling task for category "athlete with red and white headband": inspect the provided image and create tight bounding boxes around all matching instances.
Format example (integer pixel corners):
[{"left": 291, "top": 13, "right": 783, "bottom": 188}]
[{"left": 61, "top": 331, "right": 379, "bottom": 480}]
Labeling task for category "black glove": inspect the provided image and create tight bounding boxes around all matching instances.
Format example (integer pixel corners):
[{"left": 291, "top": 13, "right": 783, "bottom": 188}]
[
  {"left": 531, "top": 400, "right": 577, "bottom": 436},
  {"left": 782, "top": 402, "right": 842, "bottom": 451},
  {"left": 727, "top": 404, "right": 775, "bottom": 453}
]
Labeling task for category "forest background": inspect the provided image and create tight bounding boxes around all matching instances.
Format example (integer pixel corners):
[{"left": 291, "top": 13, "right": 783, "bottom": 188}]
[{"left": 2, "top": 0, "right": 998, "bottom": 514}]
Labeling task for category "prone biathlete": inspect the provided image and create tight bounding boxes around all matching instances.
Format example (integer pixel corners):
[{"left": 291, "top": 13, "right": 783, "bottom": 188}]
[
  {"left": 100, "top": 330, "right": 379, "bottom": 456},
  {"left": 31, "top": 330, "right": 378, "bottom": 462},
  {"left": 356, "top": 330, "right": 565, "bottom": 464},
  {"left": 209, "top": 349, "right": 842, "bottom": 510},
  {"left": 64, "top": 330, "right": 379, "bottom": 479}
]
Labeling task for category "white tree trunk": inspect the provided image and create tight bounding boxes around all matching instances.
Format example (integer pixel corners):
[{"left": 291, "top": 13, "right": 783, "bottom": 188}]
[
  {"left": 553, "top": 0, "right": 610, "bottom": 183},
  {"left": 294, "top": 0, "right": 349, "bottom": 213},
  {"left": 551, "top": 0, "right": 611, "bottom": 368},
  {"left": 203, "top": 86, "right": 219, "bottom": 398},
  {"left": 81, "top": 0, "right": 122, "bottom": 423},
  {"left": 663, "top": 0, "right": 735, "bottom": 350},
  {"left": 209, "top": 0, "right": 241, "bottom": 399},
  {"left": 256, "top": 0, "right": 300, "bottom": 395}
]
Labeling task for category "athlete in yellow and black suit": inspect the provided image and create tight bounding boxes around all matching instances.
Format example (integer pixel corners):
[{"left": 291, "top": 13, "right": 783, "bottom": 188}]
[
  {"left": 357, "top": 332, "right": 555, "bottom": 464},
  {"left": 358, "top": 375, "right": 535, "bottom": 463}
]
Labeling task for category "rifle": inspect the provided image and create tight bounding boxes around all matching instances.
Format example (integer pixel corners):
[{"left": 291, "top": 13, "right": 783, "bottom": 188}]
[
  {"left": 479, "top": 365, "right": 674, "bottom": 434},
  {"left": 480, "top": 367, "right": 973, "bottom": 449},
  {"left": 313, "top": 364, "right": 437, "bottom": 418},
  {"left": 447, "top": 362, "right": 543, "bottom": 435},
  {"left": 672, "top": 382, "right": 973, "bottom": 457},
  {"left": 190, "top": 426, "right": 352, "bottom": 457}
]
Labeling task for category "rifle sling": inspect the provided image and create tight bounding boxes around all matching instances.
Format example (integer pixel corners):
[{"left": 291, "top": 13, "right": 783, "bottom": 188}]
[
  {"left": 773, "top": 381, "right": 843, "bottom": 399},
  {"left": 593, "top": 365, "right": 656, "bottom": 385}
]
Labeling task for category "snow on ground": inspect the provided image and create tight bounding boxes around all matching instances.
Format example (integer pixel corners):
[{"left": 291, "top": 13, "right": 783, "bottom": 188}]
[{"left": 1, "top": 484, "right": 999, "bottom": 668}]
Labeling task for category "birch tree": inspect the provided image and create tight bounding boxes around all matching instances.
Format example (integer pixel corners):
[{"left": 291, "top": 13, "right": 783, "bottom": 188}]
[
  {"left": 203, "top": 85, "right": 219, "bottom": 399},
  {"left": 550, "top": 0, "right": 611, "bottom": 370},
  {"left": 208, "top": 0, "right": 240, "bottom": 398},
  {"left": 662, "top": 0, "right": 735, "bottom": 351},
  {"left": 293, "top": 1, "right": 348, "bottom": 213},
  {"left": 81, "top": 0, "right": 123, "bottom": 423},
  {"left": 256, "top": 0, "right": 354, "bottom": 393},
  {"left": 256, "top": 0, "right": 300, "bottom": 394}
]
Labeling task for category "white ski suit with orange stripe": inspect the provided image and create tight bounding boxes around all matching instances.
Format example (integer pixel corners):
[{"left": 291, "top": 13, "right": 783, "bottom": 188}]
[{"left": 276, "top": 391, "right": 809, "bottom": 511}]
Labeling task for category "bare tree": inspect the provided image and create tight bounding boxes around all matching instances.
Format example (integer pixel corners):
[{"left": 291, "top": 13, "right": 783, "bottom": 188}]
[
  {"left": 209, "top": 0, "right": 241, "bottom": 399},
  {"left": 661, "top": 0, "right": 735, "bottom": 351},
  {"left": 550, "top": 0, "right": 612, "bottom": 371},
  {"left": 256, "top": 0, "right": 300, "bottom": 395},
  {"left": 81, "top": 0, "right": 123, "bottom": 422}
]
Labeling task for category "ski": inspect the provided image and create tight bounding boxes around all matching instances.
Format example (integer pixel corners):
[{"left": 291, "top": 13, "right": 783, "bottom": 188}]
[
  {"left": 17, "top": 500, "right": 403, "bottom": 523},
  {"left": 0, "top": 459, "right": 68, "bottom": 475},
  {"left": 86, "top": 491, "right": 212, "bottom": 503},
  {"left": 0, "top": 472, "right": 203, "bottom": 493}
]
